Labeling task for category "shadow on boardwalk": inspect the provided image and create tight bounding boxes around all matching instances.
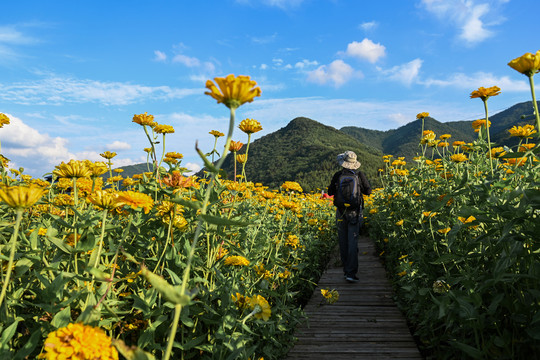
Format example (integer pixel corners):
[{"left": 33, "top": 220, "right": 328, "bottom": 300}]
[{"left": 285, "top": 235, "right": 423, "bottom": 360}]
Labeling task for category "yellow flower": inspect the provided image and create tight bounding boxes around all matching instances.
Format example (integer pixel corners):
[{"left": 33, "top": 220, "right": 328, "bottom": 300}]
[
  {"left": 87, "top": 190, "right": 120, "bottom": 210},
  {"left": 239, "top": 118, "right": 263, "bottom": 134},
  {"left": 165, "top": 151, "right": 183, "bottom": 159},
  {"left": 321, "top": 288, "right": 339, "bottom": 304},
  {"left": 249, "top": 294, "right": 271, "bottom": 321},
  {"left": 205, "top": 74, "right": 261, "bottom": 109},
  {"left": 132, "top": 112, "right": 155, "bottom": 126},
  {"left": 53, "top": 160, "right": 92, "bottom": 178},
  {"left": 489, "top": 147, "right": 506, "bottom": 159},
  {"left": 395, "top": 219, "right": 404, "bottom": 226},
  {"left": 100, "top": 151, "right": 117, "bottom": 159},
  {"left": 508, "top": 124, "right": 537, "bottom": 138},
  {"left": 209, "top": 130, "right": 225, "bottom": 137},
  {"left": 458, "top": 215, "right": 476, "bottom": 224},
  {"left": 508, "top": 50, "right": 540, "bottom": 76},
  {"left": 116, "top": 190, "right": 154, "bottom": 214},
  {"left": 85, "top": 161, "right": 108, "bottom": 177},
  {"left": 224, "top": 255, "right": 250, "bottom": 266},
  {"left": 470, "top": 86, "right": 501, "bottom": 101},
  {"left": 38, "top": 323, "right": 118, "bottom": 360},
  {"left": 416, "top": 112, "right": 429, "bottom": 119},
  {"left": 232, "top": 292, "right": 250, "bottom": 309},
  {"left": 439, "top": 134, "right": 451, "bottom": 140},
  {"left": 0, "top": 113, "right": 10, "bottom": 128},
  {"left": 423, "top": 211, "right": 437, "bottom": 218},
  {"left": 452, "top": 141, "right": 465, "bottom": 147},
  {"left": 0, "top": 184, "right": 47, "bottom": 209},
  {"left": 229, "top": 140, "right": 244, "bottom": 152},
  {"left": 281, "top": 181, "right": 303, "bottom": 193},
  {"left": 450, "top": 154, "right": 468, "bottom": 163},
  {"left": 519, "top": 143, "right": 536, "bottom": 151},
  {"left": 397, "top": 271, "right": 407, "bottom": 277},
  {"left": 154, "top": 124, "right": 175, "bottom": 134},
  {"left": 236, "top": 154, "right": 247, "bottom": 164},
  {"left": 437, "top": 228, "right": 451, "bottom": 235}
]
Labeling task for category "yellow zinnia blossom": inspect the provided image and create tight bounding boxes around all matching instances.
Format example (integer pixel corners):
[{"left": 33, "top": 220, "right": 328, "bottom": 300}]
[
  {"left": 281, "top": 181, "right": 303, "bottom": 193},
  {"left": 395, "top": 219, "right": 404, "bottom": 226},
  {"left": 38, "top": 323, "right": 118, "bottom": 360},
  {"left": 458, "top": 215, "right": 476, "bottom": 224},
  {"left": 508, "top": 124, "right": 537, "bottom": 138},
  {"left": 450, "top": 154, "right": 468, "bottom": 163},
  {"left": 249, "top": 295, "right": 271, "bottom": 321},
  {"left": 239, "top": 118, "right": 263, "bottom": 134},
  {"left": 508, "top": 50, "right": 540, "bottom": 76},
  {"left": 165, "top": 151, "right": 183, "bottom": 159},
  {"left": 100, "top": 151, "right": 117, "bottom": 159},
  {"left": 437, "top": 228, "right": 451, "bottom": 235},
  {"left": 471, "top": 119, "right": 491, "bottom": 133},
  {"left": 154, "top": 124, "right": 175, "bottom": 134},
  {"left": 53, "top": 160, "right": 92, "bottom": 179},
  {"left": 132, "top": 112, "right": 155, "bottom": 126},
  {"left": 236, "top": 154, "right": 247, "bottom": 164},
  {"left": 0, "top": 184, "right": 47, "bottom": 209},
  {"left": 0, "top": 113, "right": 10, "bottom": 128},
  {"left": 229, "top": 140, "right": 244, "bottom": 152},
  {"left": 116, "top": 190, "right": 154, "bottom": 214},
  {"left": 232, "top": 292, "right": 250, "bottom": 309},
  {"left": 321, "top": 288, "right": 339, "bottom": 304},
  {"left": 209, "top": 130, "right": 225, "bottom": 137},
  {"left": 416, "top": 112, "right": 429, "bottom": 119},
  {"left": 224, "top": 255, "right": 250, "bottom": 266},
  {"left": 205, "top": 74, "right": 261, "bottom": 109},
  {"left": 470, "top": 86, "right": 501, "bottom": 101},
  {"left": 87, "top": 190, "right": 120, "bottom": 210},
  {"left": 519, "top": 143, "right": 536, "bottom": 151}
]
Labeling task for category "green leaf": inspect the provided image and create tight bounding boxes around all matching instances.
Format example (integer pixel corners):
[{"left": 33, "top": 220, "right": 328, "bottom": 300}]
[
  {"left": 44, "top": 235, "right": 73, "bottom": 254},
  {"left": 141, "top": 267, "right": 191, "bottom": 306},
  {"left": 198, "top": 214, "right": 251, "bottom": 227},
  {"left": 450, "top": 341, "right": 483, "bottom": 359},
  {"left": 13, "top": 329, "right": 42, "bottom": 360},
  {"left": 196, "top": 142, "right": 218, "bottom": 173},
  {"left": 0, "top": 320, "right": 19, "bottom": 350},
  {"left": 170, "top": 197, "right": 202, "bottom": 210},
  {"left": 51, "top": 306, "right": 72, "bottom": 328},
  {"left": 113, "top": 339, "right": 156, "bottom": 360}
]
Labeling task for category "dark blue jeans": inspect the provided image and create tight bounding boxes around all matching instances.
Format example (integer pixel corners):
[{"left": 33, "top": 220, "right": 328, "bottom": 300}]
[{"left": 336, "top": 208, "right": 362, "bottom": 277}]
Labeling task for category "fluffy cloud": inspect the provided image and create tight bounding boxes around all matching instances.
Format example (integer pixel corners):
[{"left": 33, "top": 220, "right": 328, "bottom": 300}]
[
  {"left": 307, "top": 60, "right": 360, "bottom": 87},
  {"left": 422, "top": 71, "right": 528, "bottom": 91},
  {"left": 420, "top": 0, "right": 501, "bottom": 45},
  {"left": 294, "top": 59, "right": 319, "bottom": 69},
  {"left": 381, "top": 58, "right": 423, "bottom": 86},
  {"left": 0, "top": 75, "right": 200, "bottom": 106},
  {"left": 345, "top": 38, "right": 386, "bottom": 63},
  {"left": 359, "top": 21, "right": 378, "bottom": 31},
  {"left": 172, "top": 54, "right": 201, "bottom": 67},
  {"left": 106, "top": 141, "right": 131, "bottom": 151},
  {"left": 153, "top": 50, "right": 167, "bottom": 62}
]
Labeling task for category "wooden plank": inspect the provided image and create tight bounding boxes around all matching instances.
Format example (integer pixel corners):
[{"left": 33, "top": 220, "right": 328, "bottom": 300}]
[{"left": 284, "top": 235, "right": 423, "bottom": 359}]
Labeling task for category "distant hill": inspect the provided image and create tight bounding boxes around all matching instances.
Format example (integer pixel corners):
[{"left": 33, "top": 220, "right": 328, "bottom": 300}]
[
  {"left": 218, "top": 117, "right": 383, "bottom": 193},
  {"left": 117, "top": 101, "right": 538, "bottom": 192},
  {"left": 341, "top": 100, "right": 539, "bottom": 160}
]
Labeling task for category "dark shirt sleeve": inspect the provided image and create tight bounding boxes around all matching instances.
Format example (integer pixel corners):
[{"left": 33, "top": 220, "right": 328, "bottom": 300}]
[
  {"left": 359, "top": 171, "right": 372, "bottom": 196},
  {"left": 327, "top": 171, "right": 340, "bottom": 196}
]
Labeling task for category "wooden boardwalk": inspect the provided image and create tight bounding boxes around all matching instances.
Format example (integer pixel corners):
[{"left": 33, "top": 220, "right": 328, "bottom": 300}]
[{"left": 285, "top": 235, "right": 423, "bottom": 360}]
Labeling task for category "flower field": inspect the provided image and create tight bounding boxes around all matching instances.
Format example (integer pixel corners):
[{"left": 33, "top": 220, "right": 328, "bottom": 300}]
[
  {"left": 366, "top": 51, "right": 540, "bottom": 359},
  {"left": 0, "top": 76, "right": 336, "bottom": 359},
  {"left": 1, "top": 51, "right": 540, "bottom": 360}
]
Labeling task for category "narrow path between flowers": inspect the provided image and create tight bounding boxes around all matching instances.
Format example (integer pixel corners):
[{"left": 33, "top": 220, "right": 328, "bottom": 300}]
[{"left": 285, "top": 235, "right": 423, "bottom": 360}]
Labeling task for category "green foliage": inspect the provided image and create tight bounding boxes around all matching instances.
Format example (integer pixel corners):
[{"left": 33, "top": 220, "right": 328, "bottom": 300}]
[{"left": 366, "top": 130, "right": 540, "bottom": 359}]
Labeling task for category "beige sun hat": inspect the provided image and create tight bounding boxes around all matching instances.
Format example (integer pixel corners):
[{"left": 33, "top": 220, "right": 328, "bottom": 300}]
[{"left": 338, "top": 150, "right": 361, "bottom": 170}]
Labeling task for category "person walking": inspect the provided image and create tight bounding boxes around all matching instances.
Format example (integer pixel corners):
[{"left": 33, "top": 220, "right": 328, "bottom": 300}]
[{"left": 327, "top": 150, "right": 372, "bottom": 283}]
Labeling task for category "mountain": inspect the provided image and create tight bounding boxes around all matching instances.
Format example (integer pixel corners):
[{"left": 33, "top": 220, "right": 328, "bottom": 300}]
[
  {"left": 341, "top": 100, "right": 539, "bottom": 160},
  {"left": 218, "top": 117, "right": 383, "bottom": 193}
]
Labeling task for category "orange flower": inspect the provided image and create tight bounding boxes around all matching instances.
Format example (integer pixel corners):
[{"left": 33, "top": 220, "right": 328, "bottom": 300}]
[
  {"left": 416, "top": 112, "right": 429, "bottom": 119},
  {"left": 116, "top": 191, "right": 154, "bottom": 214},
  {"left": 470, "top": 86, "right": 501, "bottom": 101},
  {"left": 229, "top": 140, "right": 244, "bottom": 152},
  {"left": 205, "top": 74, "right": 261, "bottom": 109}
]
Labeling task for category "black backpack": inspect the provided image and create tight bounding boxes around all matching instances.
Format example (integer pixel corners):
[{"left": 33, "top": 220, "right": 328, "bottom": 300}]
[{"left": 334, "top": 169, "right": 361, "bottom": 210}]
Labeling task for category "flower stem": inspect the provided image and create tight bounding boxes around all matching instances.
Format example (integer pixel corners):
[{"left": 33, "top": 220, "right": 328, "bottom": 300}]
[
  {"left": 483, "top": 100, "right": 494, "bottom": 176},
  {"left": 528, "top": 74, "right": 540, "bottom": 134},
  {"left": 0, "top": 209, "right": 23, "bottom": 309},
  {"left": 163, "top": 304, "right": 182, "bottom": 360}
]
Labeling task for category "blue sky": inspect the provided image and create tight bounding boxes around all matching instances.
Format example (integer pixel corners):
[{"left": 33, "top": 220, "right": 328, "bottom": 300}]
[{"left": 0, "top": 0, "right": 537, "bottom": 178}]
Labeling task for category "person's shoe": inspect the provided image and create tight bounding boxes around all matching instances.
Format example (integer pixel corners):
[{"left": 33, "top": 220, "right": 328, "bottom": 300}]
[{"left": 345, "top": 275, "right": 359, "bottom": 283}]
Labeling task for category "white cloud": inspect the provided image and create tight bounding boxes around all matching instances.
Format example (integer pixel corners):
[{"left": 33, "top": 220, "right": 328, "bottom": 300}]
[
  {"left": 387, "top": 113, "right": 410, "bottom": 126},
  {"left": 183, "top": 162, "right": 201, "bottom": 175},
  {"left": 260, "top": 64, "right": 268, "bottom": 70},
  {"left": 359, "top": 21, "right": 378, "bottom": 31},
  {"left": 154, "top": 50, "right": 167, "bottom": 62},
  {"left": 0, "top": 75, "right": 200, "bottom": 106},
  {"left": 422, "top": 71, "right": 529, "bottom": 91},
  {"left": 294, "top": 59, "right": 318, "bottom": 69},
  {"left": 172, "top": 54, "right": 201, "bottom": 67},
  {"left": 345, "top": 38, "right": 386, "bottom": 63},
  {"left": 250, "top": 33, "right": 277, "bottom": 44},
  {"left": 107, "top": 141, "right": 131, "bottom": 151},
  {"left": 236, "top": 0, "right": 305, "bottom": 10},
  {"left": 307, "top": 60, "right": 361, "bottom": 87},
  {"left": 420, "top": 0, "right": 499, "bottom": 45},
  {"left": 0, "top": 25, "right": 36, "bottom": 45},
  {"left": 382, "top": 58, "right": 423, "bottom": 86}
]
